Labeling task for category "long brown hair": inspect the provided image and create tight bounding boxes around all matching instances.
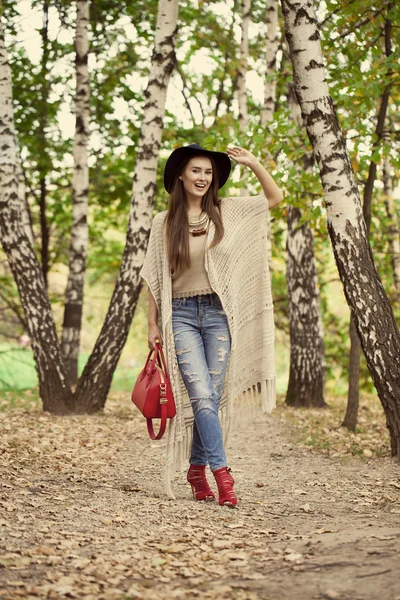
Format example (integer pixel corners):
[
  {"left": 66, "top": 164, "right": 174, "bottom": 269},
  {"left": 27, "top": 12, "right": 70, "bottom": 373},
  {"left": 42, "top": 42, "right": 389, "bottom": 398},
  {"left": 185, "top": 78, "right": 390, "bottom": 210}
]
[{"left": 166, "top": 155, "right": 225, "bottom": 274}]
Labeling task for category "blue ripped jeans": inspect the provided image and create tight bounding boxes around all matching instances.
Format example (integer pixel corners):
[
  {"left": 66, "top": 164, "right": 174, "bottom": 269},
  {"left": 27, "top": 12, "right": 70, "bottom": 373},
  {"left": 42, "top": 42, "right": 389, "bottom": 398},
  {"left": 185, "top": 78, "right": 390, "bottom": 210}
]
[{"left": 172, "top": 293, "right": 231, "bottom": 471}]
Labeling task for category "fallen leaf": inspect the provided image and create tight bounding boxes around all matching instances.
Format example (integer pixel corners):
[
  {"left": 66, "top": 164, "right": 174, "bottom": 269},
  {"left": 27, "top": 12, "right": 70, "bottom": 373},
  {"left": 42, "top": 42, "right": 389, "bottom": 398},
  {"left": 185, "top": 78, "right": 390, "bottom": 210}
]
[
  {"left": 313, "top": 528, "right": 340, "bottom": 534},
  {"left": 284, "top": 552, "right": 303, "bottom": 562},
  {"left": 323, "top": 590, "right": 341, "bottom": 599},
  {"left": 152, "top": 557, "right": 167, "bottom": 567}
]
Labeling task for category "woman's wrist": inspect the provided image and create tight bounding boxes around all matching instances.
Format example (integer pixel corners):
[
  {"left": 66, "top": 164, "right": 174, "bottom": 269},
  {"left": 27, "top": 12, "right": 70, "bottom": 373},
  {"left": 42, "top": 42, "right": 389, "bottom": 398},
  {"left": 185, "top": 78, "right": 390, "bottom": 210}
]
[{"left": 248, "top": 157, "right": 261, "bottom": 171}]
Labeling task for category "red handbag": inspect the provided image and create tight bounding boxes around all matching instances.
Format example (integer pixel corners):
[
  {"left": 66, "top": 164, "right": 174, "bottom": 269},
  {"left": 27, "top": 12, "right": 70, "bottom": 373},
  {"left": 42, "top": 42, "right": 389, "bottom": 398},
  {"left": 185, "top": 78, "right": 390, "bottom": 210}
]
[{"left": 131, "top": 341, "right": 176, "bottom": 440}]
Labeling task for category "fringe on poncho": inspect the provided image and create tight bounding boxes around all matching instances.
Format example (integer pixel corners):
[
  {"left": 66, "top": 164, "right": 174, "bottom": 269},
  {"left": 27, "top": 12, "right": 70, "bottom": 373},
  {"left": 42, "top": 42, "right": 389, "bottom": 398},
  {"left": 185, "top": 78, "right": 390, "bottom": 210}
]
[{"left": 140, "top": 193, "right": 276, "bottom": 498}]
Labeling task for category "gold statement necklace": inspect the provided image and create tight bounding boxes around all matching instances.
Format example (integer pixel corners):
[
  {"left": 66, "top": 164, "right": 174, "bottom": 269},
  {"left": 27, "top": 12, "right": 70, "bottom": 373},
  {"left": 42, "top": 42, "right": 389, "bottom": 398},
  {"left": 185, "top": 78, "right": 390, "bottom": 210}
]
[{"left": 188, "top": 211, "right": 210, "bottom": 236}]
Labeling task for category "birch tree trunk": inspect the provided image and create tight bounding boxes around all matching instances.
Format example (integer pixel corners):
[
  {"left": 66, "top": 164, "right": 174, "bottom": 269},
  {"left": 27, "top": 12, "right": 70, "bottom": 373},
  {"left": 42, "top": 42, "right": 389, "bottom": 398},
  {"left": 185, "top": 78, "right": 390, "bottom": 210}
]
[
  {"left": 238, "top": 0, "right": 251, "bottom": 195},
  {"left": 0, "top": 21, "right": 73, "bottom": 414},
  {"left": 285, "top": 174, "right": 326, "bottom": 407},
  {"left": 261, "top": 0, "right": 279, "bottom": 127},
  {"left": 74, "top": 0, "right": 178, "bottom": 412},
  {"left": 38, "top": 0, "right": 50, "bottom": 288},
  {"left": 383, "top": 154, "right": 400, "bottom": 302},
  {"left": 281, "top": 0, "right": 400, "bottom": 458},
  {"left": 61, "top": 0, "right": 90, "bottom": 387},
  {"left": 260, "top": 1, "right": 280, "bottom": 267},
  {"left": 343, "top": 14, "right": 392, "bottom": 430},
  {"left": 285, "top": 85, "right": 326, "bottom": 408}
]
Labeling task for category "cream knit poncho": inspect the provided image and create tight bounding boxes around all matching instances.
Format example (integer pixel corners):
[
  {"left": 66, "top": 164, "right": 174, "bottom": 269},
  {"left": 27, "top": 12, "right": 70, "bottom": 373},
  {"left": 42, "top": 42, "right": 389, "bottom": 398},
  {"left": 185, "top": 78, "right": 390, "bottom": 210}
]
[{"left": 140, "top": 193, "right": 276, "bottom": 498}]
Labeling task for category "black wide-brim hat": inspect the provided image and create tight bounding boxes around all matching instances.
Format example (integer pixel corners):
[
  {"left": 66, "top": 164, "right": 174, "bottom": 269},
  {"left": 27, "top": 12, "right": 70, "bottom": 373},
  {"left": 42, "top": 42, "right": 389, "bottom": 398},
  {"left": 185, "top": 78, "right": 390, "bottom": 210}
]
[{"left": 163, "top": 144, "right": 231, "bottom": 193}]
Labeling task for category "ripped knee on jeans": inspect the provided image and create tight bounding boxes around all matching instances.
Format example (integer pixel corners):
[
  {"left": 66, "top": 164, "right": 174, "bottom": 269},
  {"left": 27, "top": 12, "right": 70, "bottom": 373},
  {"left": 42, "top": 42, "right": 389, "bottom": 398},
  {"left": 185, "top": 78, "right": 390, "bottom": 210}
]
[{"left": 190, "top": 396, "right": 215, "bottom": 408}]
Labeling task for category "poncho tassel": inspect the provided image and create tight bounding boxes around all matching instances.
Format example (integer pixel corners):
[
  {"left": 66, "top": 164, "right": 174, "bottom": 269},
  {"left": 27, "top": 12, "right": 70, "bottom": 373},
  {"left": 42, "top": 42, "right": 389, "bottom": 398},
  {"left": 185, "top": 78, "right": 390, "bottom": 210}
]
[
  {"left": 261, "top": 377, "right": 276, "bottom": 413},
  {"left": 165, "top": 419, "right": 177, "bottom": 499}
]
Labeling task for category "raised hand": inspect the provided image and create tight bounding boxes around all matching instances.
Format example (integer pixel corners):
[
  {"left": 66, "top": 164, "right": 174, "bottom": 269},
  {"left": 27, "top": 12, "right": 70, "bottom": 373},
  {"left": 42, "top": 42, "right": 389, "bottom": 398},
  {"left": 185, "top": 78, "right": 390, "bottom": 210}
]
[
  {"left": 226, "top": 145, "right": 283, "bottom": 209},
  {"left": 226, "top": 146, "right": 256, "bottom": 168}
]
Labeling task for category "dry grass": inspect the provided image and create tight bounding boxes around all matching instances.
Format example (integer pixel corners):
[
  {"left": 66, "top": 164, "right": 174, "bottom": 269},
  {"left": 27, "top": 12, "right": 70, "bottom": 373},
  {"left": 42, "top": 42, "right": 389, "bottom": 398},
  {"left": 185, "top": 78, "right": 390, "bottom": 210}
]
[
  {"left": 275, "top": 393, "right": 391, "bottom": 459},
  {"left": 1, "top": 389, "right": 392, "bottom": 461}
]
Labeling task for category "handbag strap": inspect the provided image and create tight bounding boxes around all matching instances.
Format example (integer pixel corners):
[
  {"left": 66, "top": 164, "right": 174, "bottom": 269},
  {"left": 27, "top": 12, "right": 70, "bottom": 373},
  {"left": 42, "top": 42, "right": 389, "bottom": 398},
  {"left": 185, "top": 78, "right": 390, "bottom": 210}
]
[
  {"left": 146, "top": 375, "right": 168, "bottom": 440},
  {"left": 140, "top": 345, "right": 158, "bottom": 381},
  {"left": 146, "top": 406, "right": 167, "bottom": 440},
  {"left": 155, "top": 343, "right": 170, "bottom": 379},
  {"left": 146, "top": 341, "right": 170, "bottom": 440}
]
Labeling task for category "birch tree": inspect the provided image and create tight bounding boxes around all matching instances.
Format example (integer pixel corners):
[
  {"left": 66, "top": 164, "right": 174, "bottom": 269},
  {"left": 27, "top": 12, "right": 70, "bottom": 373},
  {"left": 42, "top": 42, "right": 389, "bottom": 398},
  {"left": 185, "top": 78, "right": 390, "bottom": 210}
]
[
  {"left": 343, "top": 11, "right": 393, "bottom": 430},
  {"left": 261, "top": 0, "right": 279, "bottom": 128},
  {"left": 285, "top": 87, "right": 326, "bottom": 407},
  {"left": 260, "top": 0, "right": 279, "bottom": 265},
  {"left": 286, "top": 205, "right": 326, "bottom": 407},
  {"left": 38, "top": 0, "right": 51, "bottom": 287},
  {"left": 281, "top": 0, "right": 400, "bottom": 458},
  {"left": 237, "top": 0, "right": 251, "bottom": 195},
  {"left": 74, "top": 0, "right": 179, "bottom": 412},
  {"left": 61, "top": 0, "right": 90, "bottom": 387},
  {"left": 6, "top": 0, "right": 72, "bottom": 288},
  {"left": 0, "top": 20, "right": 73, "bottom": 413}
]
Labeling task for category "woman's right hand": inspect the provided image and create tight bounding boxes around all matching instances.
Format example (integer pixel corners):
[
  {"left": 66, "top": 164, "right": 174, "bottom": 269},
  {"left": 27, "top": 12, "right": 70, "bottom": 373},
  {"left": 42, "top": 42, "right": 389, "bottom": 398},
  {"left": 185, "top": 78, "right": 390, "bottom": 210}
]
[{"left": 148, "top": 323, "right": 163, "bottom": 351}]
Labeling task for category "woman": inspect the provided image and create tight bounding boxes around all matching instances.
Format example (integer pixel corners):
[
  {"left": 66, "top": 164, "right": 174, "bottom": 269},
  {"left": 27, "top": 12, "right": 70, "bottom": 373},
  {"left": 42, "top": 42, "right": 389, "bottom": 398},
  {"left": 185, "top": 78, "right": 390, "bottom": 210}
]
[{"left": 140, "top": 144, "right": 283, "bottom": 506}]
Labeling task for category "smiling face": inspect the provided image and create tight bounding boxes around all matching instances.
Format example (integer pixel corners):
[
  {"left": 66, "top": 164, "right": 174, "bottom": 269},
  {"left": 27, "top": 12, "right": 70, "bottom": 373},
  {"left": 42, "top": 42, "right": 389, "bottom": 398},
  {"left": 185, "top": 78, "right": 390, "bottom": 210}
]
[{"left": 180, "top": 156, "right": 213, "bottom": 202}]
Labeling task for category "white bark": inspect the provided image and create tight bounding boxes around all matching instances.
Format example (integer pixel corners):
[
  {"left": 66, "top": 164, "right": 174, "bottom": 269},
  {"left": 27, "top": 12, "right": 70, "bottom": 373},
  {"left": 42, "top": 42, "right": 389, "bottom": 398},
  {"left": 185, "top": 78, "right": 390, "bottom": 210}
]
[
  {"left": 62, "top": 0, "right": 90, "bottom": 386},
  {"left": 238, "top": 0, "right": 251, "bottom": 195},
  {"left": 0, "top": 32, "right": 19, "bottom": 220},
  {"left": 281, "top": 0, "right": 400, "bottom": 457},
  {"left": 261, "top": 0, "right": 280, "bottom": 265},
  {"left": 383, "top": 155, "right": 400, "bottom": 302},
  {"left": 75, "top": 0, "right": 179, "bottom": 411},
  {"left": 345, "top": 15, "right": 392, "bottom": 430},
  {"left": 261, "top": 0, "right": 279, "bottom": 127},
  {"left": 0, "top": 21, "right": 72, "bottom": 413},
  {"left": 282, "top": 0, "right": 362, "bottom": 233}
]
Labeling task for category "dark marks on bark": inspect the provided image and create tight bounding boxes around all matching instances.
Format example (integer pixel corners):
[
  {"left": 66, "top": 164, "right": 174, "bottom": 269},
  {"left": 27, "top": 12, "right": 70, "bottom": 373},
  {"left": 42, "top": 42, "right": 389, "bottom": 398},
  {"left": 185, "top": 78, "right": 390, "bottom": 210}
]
[
  {"left": 328, "top": 219, "right": 400, "bottom": 455},
  {"left": 293, "top": 6, "right": 317, "bottom": 27},
  {"left": 305, "top": 59, "right": 324, "bottom": 70}
]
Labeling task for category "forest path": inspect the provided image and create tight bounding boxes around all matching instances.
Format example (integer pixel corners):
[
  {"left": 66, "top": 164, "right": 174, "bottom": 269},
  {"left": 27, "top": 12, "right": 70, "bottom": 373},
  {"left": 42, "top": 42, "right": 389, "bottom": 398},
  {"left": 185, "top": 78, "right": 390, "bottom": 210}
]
[{"left": 1, "top": 396, "right": 400, "bottom": 600}]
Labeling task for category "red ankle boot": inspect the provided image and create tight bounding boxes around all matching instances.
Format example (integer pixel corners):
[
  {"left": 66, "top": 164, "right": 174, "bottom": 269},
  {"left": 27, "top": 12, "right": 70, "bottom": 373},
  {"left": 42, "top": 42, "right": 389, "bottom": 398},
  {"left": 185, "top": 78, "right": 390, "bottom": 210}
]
[
  {"left": 187, "top": 465, "right": 215, "bottom": 501},
  {"left": 212, "top": 467, "right": 238, "bottom": 507}
]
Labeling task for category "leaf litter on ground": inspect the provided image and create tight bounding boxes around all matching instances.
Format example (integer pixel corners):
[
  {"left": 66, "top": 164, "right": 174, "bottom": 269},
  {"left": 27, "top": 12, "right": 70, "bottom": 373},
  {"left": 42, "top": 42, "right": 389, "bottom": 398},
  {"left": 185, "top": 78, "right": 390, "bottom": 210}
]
[{"left": 0, "top": 390, "right": 399, "bottom": 599}]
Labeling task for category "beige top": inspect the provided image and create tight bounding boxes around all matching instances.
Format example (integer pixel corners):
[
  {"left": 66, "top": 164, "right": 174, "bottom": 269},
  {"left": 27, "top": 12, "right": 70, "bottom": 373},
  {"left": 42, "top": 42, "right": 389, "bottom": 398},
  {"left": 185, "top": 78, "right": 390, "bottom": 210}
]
[{"left": 171, "top": 226, "right": 214, "bottom": 298}]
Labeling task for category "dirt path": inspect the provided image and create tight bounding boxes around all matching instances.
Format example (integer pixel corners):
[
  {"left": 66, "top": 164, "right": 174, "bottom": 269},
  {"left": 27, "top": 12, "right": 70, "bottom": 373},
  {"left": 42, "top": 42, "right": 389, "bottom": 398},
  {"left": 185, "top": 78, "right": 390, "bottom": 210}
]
[{"left": 1, "top": 397, "right": 400, "bottom": 600}]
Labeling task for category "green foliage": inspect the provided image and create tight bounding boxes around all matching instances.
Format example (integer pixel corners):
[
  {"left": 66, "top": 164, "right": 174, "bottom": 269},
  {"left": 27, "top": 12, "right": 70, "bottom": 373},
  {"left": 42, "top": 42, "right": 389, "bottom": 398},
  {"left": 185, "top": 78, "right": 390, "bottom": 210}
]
[
  {"left": 0, "top": 1, "right": 21, "bottom": 32},
  {"left": 0, "top": 344, "right": 37, "bottom": 391},
  {"left": 320, "top": 0, "right": 400, "bottom": 330},
  {"left": 2, "top": 0, "right": 400, "bottom": 399}
]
